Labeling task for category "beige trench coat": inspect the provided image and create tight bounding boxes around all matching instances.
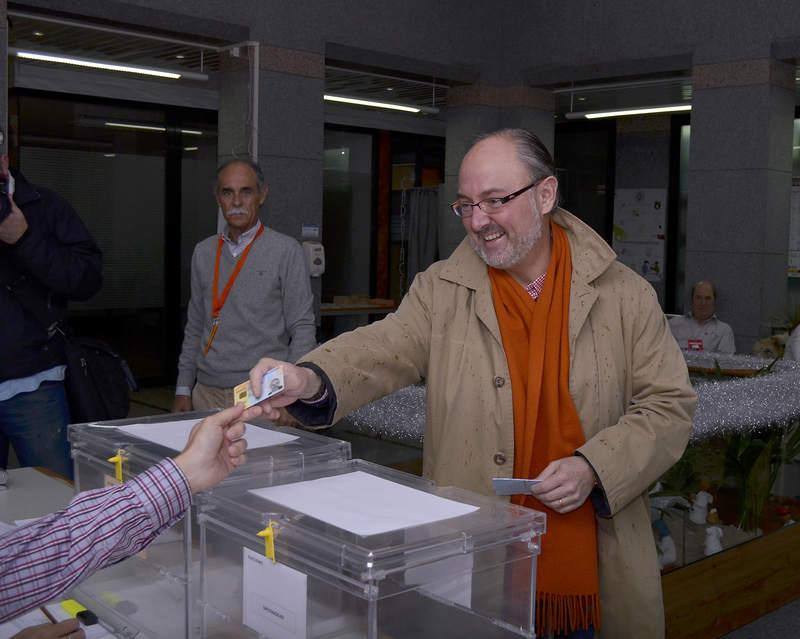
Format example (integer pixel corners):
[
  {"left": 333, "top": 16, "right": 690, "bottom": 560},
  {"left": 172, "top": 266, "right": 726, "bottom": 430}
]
[{"left": 302, "top": 209, "right": 696, "bottom": 638}]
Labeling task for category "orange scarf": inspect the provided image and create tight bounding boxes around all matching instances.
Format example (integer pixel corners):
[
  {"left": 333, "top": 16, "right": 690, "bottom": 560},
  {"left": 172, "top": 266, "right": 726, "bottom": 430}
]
[{"left": 489, "top": 221, "right": 600, "bottom": 636}]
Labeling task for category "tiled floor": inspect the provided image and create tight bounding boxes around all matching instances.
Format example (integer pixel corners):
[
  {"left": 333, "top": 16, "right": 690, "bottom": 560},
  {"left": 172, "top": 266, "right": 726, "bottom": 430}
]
[
  {"left": 129, "top": 386, "right": 174, "bottom": 417},
  {"left": 722, "top": 598, "right": 800, "bottom": 637}
]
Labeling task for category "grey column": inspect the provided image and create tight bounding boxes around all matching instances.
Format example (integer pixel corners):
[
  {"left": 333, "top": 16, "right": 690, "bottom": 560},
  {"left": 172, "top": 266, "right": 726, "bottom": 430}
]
[
  {"left": 686, "top": 58, "right": 795, "bottom": 352},
  {"left": 441, "top": 84, "right": 554, "bottom": 257},
  {"left": 217, "top": 42, "right": 325, "bottom": 310},
  {"left": 218, "top": 43, "right": 324, "bottom": 242}
]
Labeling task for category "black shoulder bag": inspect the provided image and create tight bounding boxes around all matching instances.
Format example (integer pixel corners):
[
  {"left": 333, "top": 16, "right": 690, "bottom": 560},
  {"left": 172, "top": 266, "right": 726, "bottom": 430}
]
[{"left": 7, "top": 275, "right": 137, "bottom": 423}]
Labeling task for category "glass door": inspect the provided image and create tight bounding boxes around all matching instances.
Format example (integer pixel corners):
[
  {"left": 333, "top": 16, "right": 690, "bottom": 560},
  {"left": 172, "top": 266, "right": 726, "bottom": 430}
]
[{"left": 12, "top": 91, "right": 217, "bottom": 385}]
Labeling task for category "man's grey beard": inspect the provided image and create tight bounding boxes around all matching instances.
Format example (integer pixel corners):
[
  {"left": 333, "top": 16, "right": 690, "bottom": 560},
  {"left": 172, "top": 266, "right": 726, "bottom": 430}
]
[{"left": 469, "top": 211, "right": 543, "bottom": 270}]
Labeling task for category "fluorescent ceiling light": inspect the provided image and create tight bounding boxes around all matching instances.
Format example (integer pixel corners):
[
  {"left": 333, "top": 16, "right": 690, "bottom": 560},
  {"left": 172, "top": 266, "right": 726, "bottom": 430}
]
[
  {"left": 184, "top": 146, "right": 199, "bottom": 151},
  {"left": 324, "top": 93, "right": 421, "bottom": 113},
  {"left": 567, "top": 104, "right": 691, "bottom": 120},
  {"left": 105, "top": 122, "right": 166, "bottom": 132},
  {"left": 14, "top": 49, "right": 182, "bottom": 79},
  {"left": 104, "top": 122, "right": 204, "bottom": 135}
]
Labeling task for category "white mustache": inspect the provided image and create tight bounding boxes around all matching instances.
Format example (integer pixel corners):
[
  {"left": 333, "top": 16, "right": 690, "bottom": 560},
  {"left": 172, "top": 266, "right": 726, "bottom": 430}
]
[{"left": 226, "top": 207, "right": 247, "bottom": 216}]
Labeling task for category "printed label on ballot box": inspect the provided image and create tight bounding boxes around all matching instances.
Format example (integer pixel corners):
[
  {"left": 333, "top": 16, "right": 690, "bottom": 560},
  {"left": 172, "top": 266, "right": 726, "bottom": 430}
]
[{"left": 243, "top": 546, "right": 307, "bottom": 639}]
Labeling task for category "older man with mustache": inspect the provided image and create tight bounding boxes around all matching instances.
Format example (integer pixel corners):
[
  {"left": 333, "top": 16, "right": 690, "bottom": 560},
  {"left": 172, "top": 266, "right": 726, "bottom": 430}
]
[{"left": 173, "top": 159, "right": 315, "bottom": 413}]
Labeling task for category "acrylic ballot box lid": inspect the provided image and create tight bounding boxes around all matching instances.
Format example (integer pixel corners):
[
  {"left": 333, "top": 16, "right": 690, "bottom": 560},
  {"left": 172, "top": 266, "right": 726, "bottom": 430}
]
[
  {"left": 199, "top": 458, "right": 546, "bottom": 596},
  {"left": 69, "top": 410, "right": 351, "bottom": 487}
]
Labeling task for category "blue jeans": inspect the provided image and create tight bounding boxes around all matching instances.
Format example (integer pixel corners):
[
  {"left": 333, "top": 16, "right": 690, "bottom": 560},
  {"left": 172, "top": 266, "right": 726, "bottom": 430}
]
[
  {"left": 0, "top": 380, "right": 73, "bottom": 478},
  {"left": 555, "top": 628, "right": 595, "bottom": 639}
]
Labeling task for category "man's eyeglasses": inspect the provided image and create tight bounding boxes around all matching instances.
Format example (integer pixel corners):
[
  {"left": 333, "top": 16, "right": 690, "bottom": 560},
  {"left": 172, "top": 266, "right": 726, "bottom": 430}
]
[{"left": 451, "top": 179, "right": 543, "bottom": 218}]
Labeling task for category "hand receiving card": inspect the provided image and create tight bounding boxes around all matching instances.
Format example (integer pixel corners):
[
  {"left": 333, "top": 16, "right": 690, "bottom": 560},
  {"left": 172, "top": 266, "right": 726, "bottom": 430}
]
[{"left": 234, "top": 367, "right": 285, "bottom": 408}]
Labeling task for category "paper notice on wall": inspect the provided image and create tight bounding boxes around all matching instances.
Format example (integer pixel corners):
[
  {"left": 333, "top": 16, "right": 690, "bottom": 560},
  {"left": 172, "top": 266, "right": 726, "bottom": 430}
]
[
  {"left": 243, "top": 547, "right": 307, "bottom": 639},
  {"left": 118, "top": 419, "right": 297, "bottom": 452},
  {"left": 612, "top": 188, "right": 667, "bottom": 282}
]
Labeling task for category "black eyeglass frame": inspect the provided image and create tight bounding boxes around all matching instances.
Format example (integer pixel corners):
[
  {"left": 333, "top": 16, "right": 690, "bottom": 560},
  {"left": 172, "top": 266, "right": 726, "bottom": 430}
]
[{"left": 450, "top": 178, "right": 545, "bottom": 218}]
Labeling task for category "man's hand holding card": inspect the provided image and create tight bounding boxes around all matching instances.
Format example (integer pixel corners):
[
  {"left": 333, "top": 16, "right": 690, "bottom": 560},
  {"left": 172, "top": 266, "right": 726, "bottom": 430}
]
[
  {"left": 242, "top": 359, "right": 324, "bottom": 423},
  {"left": 234, "top": 366, "right": 286, "bottom": 408}
]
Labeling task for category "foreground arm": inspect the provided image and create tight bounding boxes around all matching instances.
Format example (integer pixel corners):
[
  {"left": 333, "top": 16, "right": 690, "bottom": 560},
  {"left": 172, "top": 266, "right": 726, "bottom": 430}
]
[
  {"left": 0, "top": 405, "right": 256, "bottom": 621},
  {"left": 250, "top": 269, "right": 436, "bottom": 425},
  {"left": 0, "top": 460, "right": 189, "bottom": 622}
]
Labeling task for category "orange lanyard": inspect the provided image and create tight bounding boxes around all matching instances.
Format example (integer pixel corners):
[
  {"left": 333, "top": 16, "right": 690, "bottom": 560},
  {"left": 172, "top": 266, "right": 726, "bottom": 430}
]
[{"left": 203, "top": 224, "right": 265, "bottom": 356}]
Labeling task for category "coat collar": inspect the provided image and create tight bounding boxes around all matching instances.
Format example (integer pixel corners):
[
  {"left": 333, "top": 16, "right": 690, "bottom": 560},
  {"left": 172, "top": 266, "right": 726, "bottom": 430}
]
[
  {"left": 438, "top": 208, "right": 618, "bottom": 350},
  {"left": 439, "top": 208, "right": 617, "bottom": 290}
]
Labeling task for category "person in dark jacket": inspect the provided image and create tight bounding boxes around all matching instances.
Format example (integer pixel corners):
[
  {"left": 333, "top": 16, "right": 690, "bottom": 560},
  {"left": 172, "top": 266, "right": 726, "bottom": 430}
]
[{"left": 0, "top": 157, "right": 102, "bottom": 477}]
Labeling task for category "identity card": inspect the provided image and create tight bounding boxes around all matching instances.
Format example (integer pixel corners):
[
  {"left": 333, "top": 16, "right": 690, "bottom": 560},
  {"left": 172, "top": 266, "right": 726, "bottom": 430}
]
[
  {"left": 491, "top": 477, "right": 541, "bottom": 496},
  {"left": 234, "top": 367, "right": 285, "bottom": 408}
]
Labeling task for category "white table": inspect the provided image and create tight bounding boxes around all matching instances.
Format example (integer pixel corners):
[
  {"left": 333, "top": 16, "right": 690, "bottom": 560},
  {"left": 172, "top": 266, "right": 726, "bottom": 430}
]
[{"left": 0, "top": 467, "right": 74, "bottom": 523}]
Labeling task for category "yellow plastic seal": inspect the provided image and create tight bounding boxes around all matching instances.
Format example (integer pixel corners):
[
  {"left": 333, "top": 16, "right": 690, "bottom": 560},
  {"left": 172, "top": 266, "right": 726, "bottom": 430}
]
[
  {"left": 257, "top": 521, "right": 277, "bottom": 563},
  {"left": 107, "top": 449, "right": 125, "bottom": 482}
]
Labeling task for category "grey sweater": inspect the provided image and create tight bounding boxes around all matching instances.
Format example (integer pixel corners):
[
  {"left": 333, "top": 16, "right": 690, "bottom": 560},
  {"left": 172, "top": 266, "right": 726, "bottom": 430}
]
[{"left": 177, "top": 225, "right": 316, "bottom": 390}]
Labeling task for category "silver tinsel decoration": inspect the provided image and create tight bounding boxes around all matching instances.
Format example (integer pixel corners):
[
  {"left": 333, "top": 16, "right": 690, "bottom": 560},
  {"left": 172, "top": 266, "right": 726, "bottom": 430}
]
[
  {"left": 687, "top": 352, "right": 800, "bottom": 441},
  {"left": 338, "top": 353, "right": 800, "bottom": 445},
  {"left": 342, "top": 384, "right": 426, "bottom": 445}
]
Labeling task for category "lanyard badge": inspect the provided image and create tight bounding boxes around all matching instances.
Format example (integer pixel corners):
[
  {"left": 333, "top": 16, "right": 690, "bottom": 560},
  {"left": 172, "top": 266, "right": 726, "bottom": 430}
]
[{"left": 203, "top": 225, "right": 264, "bottom": 356}]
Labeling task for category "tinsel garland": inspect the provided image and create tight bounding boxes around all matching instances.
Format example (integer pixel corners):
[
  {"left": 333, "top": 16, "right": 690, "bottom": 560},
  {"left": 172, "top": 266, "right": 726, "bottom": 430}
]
[
  {"left": 340, "top": 353, "right": 800, "bottom": 444},
  {"left": 686, "top": 352, "right": 800, "bottom": 441}
]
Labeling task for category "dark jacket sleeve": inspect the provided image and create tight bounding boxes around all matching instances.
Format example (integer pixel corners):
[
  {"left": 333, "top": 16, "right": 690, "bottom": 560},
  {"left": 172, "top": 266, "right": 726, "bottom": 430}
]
[{"left": 12, "top": 190, "right": 102, "bottom": 301}]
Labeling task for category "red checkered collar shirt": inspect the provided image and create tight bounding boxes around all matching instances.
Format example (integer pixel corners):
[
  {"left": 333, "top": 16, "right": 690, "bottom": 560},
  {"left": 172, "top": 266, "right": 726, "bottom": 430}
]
[{"left": 524, "top": 272, "right": 547, "bottom": 301}]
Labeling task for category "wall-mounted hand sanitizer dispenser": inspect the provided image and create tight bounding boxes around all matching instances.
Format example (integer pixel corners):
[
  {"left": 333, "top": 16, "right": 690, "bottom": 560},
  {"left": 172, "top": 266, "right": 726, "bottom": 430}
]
[{"left": 303, "top": 241, "right": 325, "bottom": 277}]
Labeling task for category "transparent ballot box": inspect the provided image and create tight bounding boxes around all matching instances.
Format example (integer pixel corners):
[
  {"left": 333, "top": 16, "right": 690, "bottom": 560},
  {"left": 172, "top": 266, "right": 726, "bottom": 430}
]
[
  {"left": 68, "top": 411, "right": 351, "bottom": 639},
  {"left": 198, "top": 459, "right": 546, "bottom": 638}
]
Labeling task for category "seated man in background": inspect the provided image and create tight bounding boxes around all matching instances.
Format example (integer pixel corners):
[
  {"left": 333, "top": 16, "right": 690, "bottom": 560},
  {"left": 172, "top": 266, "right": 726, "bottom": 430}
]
[
  {"left": 0, "top": 404, "right": 258, "bottom": 628},
  {"left": 173, "top": 159, "right": 316, "bottom": 413},
  {"left": 669, "top": 280, "right": 735, "bottom": 354}
]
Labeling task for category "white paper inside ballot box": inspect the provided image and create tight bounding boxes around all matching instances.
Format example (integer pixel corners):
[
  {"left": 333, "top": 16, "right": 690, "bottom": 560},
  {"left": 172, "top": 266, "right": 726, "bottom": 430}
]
[
  {"left": 247, "top": 471, "right": 478, "bottom": 536},
  {"left": 243, "top": 547, "right": 307, "bottom": 639},
  {"left": 118, "top": 419, "right": 297, "bottom": 452}
]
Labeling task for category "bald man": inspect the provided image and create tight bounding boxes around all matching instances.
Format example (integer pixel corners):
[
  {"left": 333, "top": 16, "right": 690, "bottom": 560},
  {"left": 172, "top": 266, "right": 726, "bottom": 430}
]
[{"left": 669, "top": 281, "right": 735, "bottom": 354}]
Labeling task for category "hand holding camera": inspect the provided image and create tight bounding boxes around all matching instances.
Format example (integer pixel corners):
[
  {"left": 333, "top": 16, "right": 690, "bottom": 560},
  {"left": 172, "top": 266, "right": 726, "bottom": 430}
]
[{"left": 0, "top": 172, "right": 28, "bottom": 245}]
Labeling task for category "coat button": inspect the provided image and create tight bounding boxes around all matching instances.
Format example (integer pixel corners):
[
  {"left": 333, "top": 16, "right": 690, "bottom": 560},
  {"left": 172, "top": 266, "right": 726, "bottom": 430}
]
[
  {"left": 494, "top": 376, "right": 505, "bottom": 388},
  {"left": 493, "top": 452, "right": 507, "bottom": 465}
]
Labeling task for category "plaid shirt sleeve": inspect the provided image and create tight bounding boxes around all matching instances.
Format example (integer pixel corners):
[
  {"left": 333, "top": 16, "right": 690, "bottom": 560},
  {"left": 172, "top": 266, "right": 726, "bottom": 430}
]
[{"left": 0, "top": 458, "right": 191, "bottom": 622}]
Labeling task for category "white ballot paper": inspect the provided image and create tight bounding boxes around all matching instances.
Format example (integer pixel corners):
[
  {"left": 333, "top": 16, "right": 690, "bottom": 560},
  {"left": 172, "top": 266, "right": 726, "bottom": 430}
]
[
  {"left": 248, "top": 471, "right": 478, "bottom": 536},
  {"left": 243, "top": 547, "right": 307, "bottom": 639},
  {"left": 119, "top": 419, "right": 297, "bottom": 452}
]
